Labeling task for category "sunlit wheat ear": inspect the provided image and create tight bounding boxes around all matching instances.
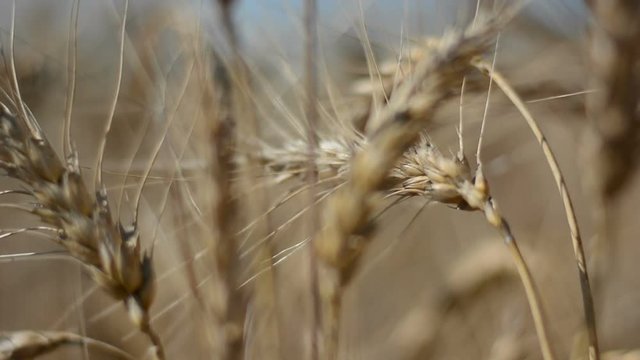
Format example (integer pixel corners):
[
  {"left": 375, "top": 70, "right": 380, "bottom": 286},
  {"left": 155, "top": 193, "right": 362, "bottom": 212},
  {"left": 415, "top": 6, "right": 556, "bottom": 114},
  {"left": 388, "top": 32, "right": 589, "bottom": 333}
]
[
  {"left": 0, "top": 330, "right": 135, "bottom": 360},
  {"left": 0, "top": 103, "right": 164, "bottom": 359},
  {"left": 404, "top": 134, "right": 555, "bottom": 360},
  {"left": 311, "top": 13, "right": 505, "bottom": 358}
]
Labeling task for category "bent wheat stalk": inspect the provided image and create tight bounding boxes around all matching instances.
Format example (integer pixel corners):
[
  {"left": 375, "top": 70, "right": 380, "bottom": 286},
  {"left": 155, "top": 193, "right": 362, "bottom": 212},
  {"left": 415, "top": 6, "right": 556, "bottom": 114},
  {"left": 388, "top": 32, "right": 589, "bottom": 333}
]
[{"left": 471, "top": 60, "right": 599, "bottom": 360}]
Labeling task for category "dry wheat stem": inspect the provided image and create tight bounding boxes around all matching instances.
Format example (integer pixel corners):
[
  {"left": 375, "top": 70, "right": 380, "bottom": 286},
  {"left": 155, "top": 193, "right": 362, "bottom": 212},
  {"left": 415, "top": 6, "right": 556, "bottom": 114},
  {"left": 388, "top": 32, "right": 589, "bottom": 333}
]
[
  {"left": 472, "top": 60, "right": 599, "bottom": 360},
  {"left": 202, "top": 2, "right": 264, "bottom": 356},
  {"left": 221, "top": 1, "right": 284, "bottom": 355},
  {"left": 206, "top": 58, "right": 245, "bottom": 360},
  {"left": 483, "top": 199, "right": 555, "bottom": 360},
  {"left": 313, "top": 16, "right": 501, "bottom": 359}
]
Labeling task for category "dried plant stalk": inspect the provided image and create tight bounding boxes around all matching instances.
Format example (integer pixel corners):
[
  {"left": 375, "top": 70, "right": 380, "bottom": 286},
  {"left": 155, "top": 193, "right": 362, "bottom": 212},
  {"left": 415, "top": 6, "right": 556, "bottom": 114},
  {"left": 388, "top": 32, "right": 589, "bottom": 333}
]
[
  {"left": 202, "top": 56, "right": 245, "bottom": 359},
  {"left": 472, "top": 60, "right": 599, "bottom": 360},
  {"left": 313, "top": 16, "right": 500, "bottom": 359},
  {"left": 199, "top": 1, "right": 280, "bottom": 358}
]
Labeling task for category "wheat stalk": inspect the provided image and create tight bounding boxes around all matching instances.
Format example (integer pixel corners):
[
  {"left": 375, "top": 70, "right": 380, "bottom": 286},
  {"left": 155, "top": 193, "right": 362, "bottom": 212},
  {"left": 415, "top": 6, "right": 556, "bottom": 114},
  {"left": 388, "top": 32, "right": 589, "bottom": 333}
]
[{"left": 472, "top": 60, "right": 599, "bottom": 360}]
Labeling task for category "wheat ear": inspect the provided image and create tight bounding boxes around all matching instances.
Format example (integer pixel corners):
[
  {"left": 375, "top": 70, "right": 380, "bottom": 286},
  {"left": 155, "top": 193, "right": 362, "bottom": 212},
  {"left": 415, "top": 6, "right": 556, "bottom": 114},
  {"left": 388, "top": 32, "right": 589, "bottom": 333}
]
[
  {"left": 313, "top": 16, "right": 500, "bottom": 359},
  {"left": 0, "top": 103, "right": 164, "bottom": 359},
  {"left": 393, "top": 138, "right": 556, "bottom": 360},
  {"left": 202, "top": 55, "right": 245, "bottom": 359}
]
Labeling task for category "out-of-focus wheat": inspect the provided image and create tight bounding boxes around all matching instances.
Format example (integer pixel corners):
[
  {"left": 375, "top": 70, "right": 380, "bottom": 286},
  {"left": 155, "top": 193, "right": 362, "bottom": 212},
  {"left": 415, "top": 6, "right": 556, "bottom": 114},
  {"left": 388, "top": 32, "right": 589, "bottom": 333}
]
[{"left": 0, "top": 330, "right": 135, "bottom": 360}]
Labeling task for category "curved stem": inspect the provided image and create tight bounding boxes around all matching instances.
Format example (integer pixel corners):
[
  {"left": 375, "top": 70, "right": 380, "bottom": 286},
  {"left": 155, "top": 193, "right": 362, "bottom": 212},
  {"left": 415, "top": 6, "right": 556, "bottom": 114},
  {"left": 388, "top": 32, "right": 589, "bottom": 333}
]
[
  {"left": 483, "top": 201, "right": 556, "bottom": 360},
  {"left": 473, "top": 60, "right": 599, "bottom": 360},
  {"left": 141, "top": 319, "right": 165, "bottom": 360}
]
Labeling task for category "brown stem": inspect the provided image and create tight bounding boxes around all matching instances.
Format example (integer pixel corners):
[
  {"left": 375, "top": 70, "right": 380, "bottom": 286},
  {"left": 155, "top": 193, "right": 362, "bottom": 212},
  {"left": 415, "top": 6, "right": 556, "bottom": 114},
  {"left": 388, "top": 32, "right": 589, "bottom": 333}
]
[{"left": 483, "top": 200, "right": 556, "bottom": 360}]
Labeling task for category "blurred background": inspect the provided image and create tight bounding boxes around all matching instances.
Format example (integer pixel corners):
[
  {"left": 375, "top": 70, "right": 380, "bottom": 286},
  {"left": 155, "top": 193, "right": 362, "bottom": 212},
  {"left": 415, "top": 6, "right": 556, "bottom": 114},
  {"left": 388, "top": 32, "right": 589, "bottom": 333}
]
[{"left": 2, "top": 1, "right": 640, "bottom": 359}]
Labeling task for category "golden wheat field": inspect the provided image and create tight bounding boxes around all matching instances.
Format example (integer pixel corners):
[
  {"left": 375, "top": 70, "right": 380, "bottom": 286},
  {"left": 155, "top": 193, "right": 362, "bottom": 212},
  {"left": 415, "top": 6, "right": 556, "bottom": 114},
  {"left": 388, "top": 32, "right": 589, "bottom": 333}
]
[{"left": 0, "top": 0, "right": 639, "bottom": 359}]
